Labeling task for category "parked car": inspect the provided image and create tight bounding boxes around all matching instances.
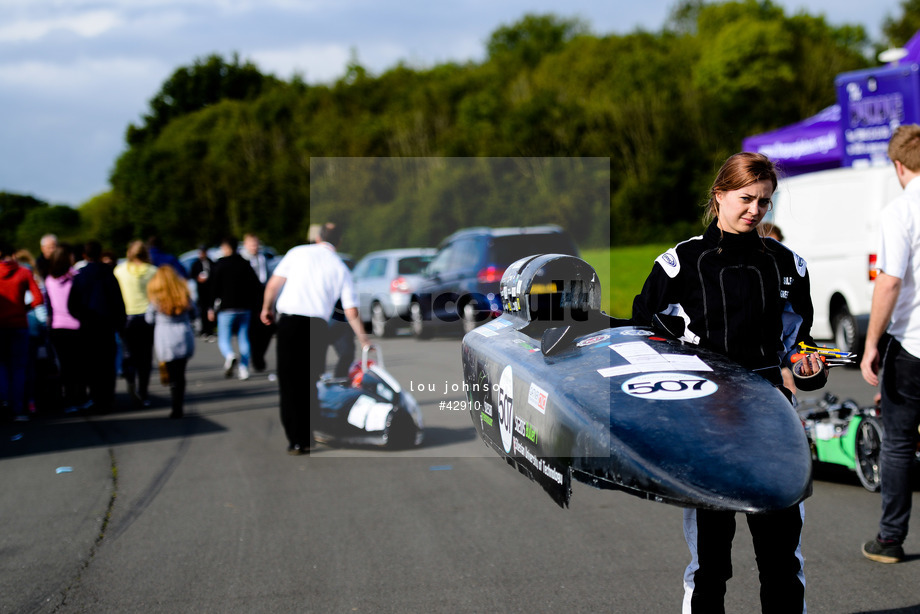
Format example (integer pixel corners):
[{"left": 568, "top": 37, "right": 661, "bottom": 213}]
[
  {"left": 409, "top": 225, "right": 579, "bottom": 339},
  {"left": 352, "top": 248, "right": 436, "bottom": 337}
]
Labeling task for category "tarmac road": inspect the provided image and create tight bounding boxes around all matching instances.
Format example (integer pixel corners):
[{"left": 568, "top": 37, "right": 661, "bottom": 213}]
[{"left": 1, "top": 330, "right": 918, "bottom": 613}]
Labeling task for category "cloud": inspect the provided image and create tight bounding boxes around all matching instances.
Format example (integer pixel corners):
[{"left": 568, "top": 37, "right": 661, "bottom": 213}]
[
  {"left": 252, "top": 43, "right": 351, "bottom": 83},
  {"left": 0, "top": 10, "right": 124, "bottom": 42}
]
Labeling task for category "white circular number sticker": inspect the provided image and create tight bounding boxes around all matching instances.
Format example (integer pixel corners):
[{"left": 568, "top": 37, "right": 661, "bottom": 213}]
[
  {"left": 621, "top": 372, "right": 718, "bottom": 400},
  {"left": 498, "top": 365, "right": 515, "bottom": 453}
]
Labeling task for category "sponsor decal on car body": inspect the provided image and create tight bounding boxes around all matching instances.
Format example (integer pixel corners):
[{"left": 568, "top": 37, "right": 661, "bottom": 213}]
[
  {"left": 621, "top": 372, "right": 718, "bottom": 400},
  {"left": 576, "top": 334, "right": 610, "bottom": 347},
  {"left": 498, "top": 365, "right": 514, "bottom": 453},
  {"left": 527, "top": 382, "right": 549, "bottom": 414}
]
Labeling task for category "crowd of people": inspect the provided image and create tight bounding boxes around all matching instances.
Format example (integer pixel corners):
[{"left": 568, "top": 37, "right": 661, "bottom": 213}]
[{"left": 0, "top": 233, "right": 277, "bottom": 422}]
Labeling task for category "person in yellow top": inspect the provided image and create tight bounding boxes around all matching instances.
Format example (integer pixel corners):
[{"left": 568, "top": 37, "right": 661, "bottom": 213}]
[{"left": 114, "top": 240, "right": 157, "bottom": 407}]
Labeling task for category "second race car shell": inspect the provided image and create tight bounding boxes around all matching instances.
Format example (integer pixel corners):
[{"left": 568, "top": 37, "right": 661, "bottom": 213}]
[{"left": 499, "top": 254, "right": 602, "bottom": 327}]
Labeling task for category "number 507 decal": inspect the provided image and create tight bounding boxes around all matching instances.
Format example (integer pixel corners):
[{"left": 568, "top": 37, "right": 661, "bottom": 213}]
[{"left": 621, "top": 372, "right": 718, "bottom": 400}]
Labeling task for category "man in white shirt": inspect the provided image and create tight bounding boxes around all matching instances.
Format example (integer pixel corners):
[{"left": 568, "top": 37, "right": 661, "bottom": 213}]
[
  {"left": 860, "top": 124, "right": 920, "bottom": 564},
  {"left": 261, "top": 223, "right": 369, "bottom": 455}
]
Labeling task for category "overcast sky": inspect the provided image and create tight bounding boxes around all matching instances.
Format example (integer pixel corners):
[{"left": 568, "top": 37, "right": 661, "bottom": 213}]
[{"left": 0, "top": 0, "right": 907, "bottom": 206}]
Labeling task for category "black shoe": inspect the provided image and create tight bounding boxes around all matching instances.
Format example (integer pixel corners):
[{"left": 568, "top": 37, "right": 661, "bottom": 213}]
[
  {"left": 862, "top": 538, "right": 904, "bottom": 563},
  {"left": 287, "top": 443, "right": 309, "bottom": 456}
]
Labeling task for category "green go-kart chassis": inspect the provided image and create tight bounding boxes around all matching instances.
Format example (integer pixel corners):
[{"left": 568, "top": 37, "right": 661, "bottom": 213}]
[{"left": 798, "top": 393, "right": 883, "bottom": 492}]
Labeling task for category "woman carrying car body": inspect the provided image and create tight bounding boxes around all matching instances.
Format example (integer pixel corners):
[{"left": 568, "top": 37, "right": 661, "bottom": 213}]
[{"left": 632, "top": 152, "right": 827, "bottom": 614}]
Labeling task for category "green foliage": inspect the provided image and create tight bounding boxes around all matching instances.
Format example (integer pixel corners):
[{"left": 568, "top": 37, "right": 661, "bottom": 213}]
[
  {"left": 309, "top": 157, "right": 609, "bottom": 256},
  {"left": 487, "top": 14, "right": 589, "bottom": 69},
  {"left": 690, "top": 1, "right": 868, "bottom": 134},
  {"left": 0, "top": 192, "right": 48, "bottom": 247},
  {"left": 78, "top": 191, "right": 134, "bottom": 250},
  {"left": 80, "top": 3, "right": 879, "bottom": 256},
  {"left": 883, "top": 0, "right": 920, "bottom": 47},
  {"left": 126, "top": 53, "right": 279, "bottom": 145},
  {"left": 581, "top": 244, "right": 675, "bottom": 317},
  {"left": 15, "top": 205, "right": 81, "bottom": 253}
]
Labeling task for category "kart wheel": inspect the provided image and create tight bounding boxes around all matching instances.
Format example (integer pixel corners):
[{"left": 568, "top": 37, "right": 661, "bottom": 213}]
[
  {"left": 410, "top": 301, "right": 431, "bottom": 340},
  {"left": 371, "top": 302, "right": 393, "bottom": 338},
  {"left": 385, "top": 410, "right": 417, "bottom": 449},
  {"left": 855, "top": 415, "right": 883, "bottom": 492}
]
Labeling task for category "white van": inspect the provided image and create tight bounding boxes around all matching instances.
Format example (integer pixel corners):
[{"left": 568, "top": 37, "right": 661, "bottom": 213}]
[{"left": 767, "top": 164, "right": 902, "bottom": 353}]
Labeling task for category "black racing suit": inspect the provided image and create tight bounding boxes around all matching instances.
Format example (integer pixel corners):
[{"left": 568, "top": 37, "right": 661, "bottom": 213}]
[
  {"left": 632, "top": 220, "right": 819, "bottom": 614},
  {"left": 633, "top": 220, "right": 821, "bottom": 389}
]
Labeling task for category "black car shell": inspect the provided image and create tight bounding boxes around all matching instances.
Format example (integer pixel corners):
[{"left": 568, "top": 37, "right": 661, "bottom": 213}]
[{"left": 461, "top": 253, "right": 813, "bottom": 512}]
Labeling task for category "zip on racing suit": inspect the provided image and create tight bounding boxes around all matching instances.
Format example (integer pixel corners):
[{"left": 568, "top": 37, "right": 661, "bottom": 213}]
[{"left": 632, "top": 219, "right": 822, "bottom": 614}]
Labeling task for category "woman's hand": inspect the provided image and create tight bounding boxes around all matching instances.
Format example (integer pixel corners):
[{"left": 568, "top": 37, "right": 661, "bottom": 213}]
[{"left": 796, "top": 353, "right": 823, "bottom": 376}]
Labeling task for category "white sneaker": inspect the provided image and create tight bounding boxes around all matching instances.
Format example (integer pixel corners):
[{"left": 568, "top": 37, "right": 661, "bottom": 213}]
[
  {"left": 224, "top": 354, "right": 237, "bottom": 378},
  {"left": 238, "top": 365, "right": 250, "bottom": 381}
]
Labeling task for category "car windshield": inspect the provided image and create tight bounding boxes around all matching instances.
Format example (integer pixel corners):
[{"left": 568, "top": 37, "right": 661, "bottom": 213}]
[
  {"left": 398, "top": 256, "right": 433, "bottom": 275},
  {"left": 492, "top": 234, "right": 577, "bottom": 265}
]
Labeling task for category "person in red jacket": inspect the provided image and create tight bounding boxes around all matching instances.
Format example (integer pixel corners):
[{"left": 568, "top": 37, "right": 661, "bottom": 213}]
[{"left": 0, "top": 240, "right": 43, "bottom": 421}]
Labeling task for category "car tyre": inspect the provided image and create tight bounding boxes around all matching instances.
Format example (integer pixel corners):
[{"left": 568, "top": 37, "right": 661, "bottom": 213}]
[
  {"left": 384, "top": 409, "right": 418, "bottom": 450},
  {"left": 410, "top": 301, "right": 431, "bottom": 340},
  {"left": 461, "top": 302, "right": 480, "bottom": 335},
  {"left": 855, "top": 415, "right": 883, "bottom": 492},
  {"left": 832, "top": 305, "right": 861, "bottom": 357},
  {"left": 371, "top": 302, "right": 394, "bottom": 338}
]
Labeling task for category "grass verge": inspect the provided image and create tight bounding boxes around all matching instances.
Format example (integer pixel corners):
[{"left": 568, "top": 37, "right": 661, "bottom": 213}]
[{"left": 581, "top": 244, "right": 671, "bottom": 318}]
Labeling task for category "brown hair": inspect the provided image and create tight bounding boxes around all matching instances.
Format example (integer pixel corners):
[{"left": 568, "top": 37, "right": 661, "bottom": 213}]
[
  {"left": 704, "top": 152, "right": 779, "bottom": 224},
  {"left": 147, "top": 265, "right": 191, "bottom": 316},
  {"left": 888, "top": 124, "right": 920, "bottom": 172},
  {"left": 49, "top": 244, "right": 75, "bottom": 278},
  {"left": 126, "top": 239, "right": 150, "bottom": 263},
  {"left": 759, "top": 222, "right": 784, "bottom": 242},
  {"left": 14, "top": 249, "right": 36, "bottom": 269}
]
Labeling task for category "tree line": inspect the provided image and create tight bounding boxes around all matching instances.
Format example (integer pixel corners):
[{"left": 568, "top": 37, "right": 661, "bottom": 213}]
[{"left": 3, "top": 0, "right": 916, "bottom": 259}]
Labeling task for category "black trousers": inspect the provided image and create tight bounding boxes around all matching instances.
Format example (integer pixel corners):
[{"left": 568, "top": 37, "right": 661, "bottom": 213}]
[
  {"left": 197, "top": 294, "right": 214, "bottom": 336},
  {"left": 248, "top": 310, "right": 275, "bottom": 371},
  {"left": 277, "top": 315, "right": 326, "bottom": 447},
  {"left": 50, "top": 328, "right": 88, "bottom": 408},
  {"left": 80, "top": 327, "right": 117, "bottom": 411},
  {"left": 122, "top": 315, "right": 154, "bottom": 399},
  {"left": 165, "top": 358, "right": 188, "bottom": 416},
  {"left": 683, "top": 504, "right": 805, "bottom": 613},
  {"left": 879, "top": 338, "right": 920, "bottom": 543}
]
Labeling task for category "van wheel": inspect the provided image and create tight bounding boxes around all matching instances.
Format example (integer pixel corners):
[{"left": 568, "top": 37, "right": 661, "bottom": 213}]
[{"left": 832, "top": 306, "right": 860, "bottom": 355}]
